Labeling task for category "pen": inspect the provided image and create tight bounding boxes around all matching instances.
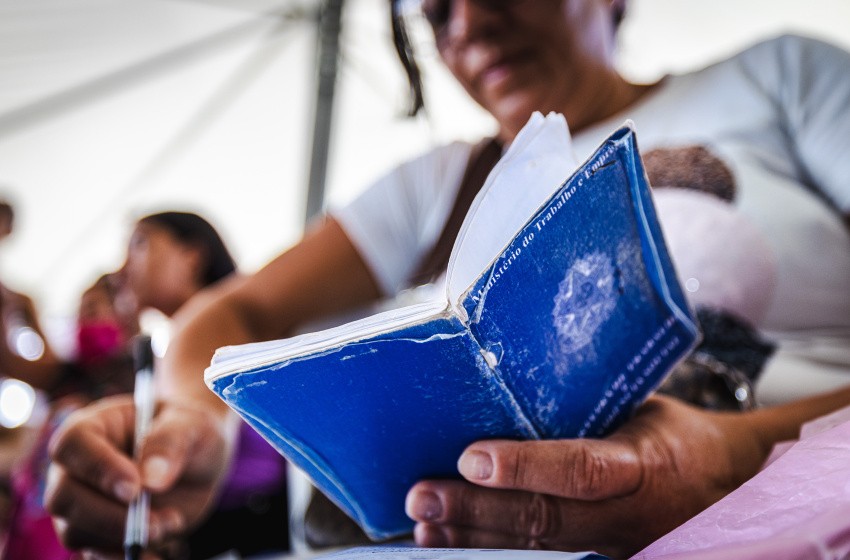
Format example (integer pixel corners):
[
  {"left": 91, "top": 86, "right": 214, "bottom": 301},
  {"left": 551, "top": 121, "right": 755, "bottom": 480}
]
[{"left": 124, "top": 335, "right": 155, "bottom": 560}]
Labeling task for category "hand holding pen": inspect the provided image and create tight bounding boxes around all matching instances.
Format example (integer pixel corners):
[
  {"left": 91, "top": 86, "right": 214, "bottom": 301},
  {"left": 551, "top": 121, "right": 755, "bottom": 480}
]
[
  {"left": 125, "top": 335, "right": 155, "bottom": 560},
  {"left": 45, "top": 336, "right": 234, "bottom": 555}
]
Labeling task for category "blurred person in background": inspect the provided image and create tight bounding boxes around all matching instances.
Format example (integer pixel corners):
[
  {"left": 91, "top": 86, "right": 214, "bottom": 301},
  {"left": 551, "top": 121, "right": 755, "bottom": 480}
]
[
  {"left": 2, "top": 272, "right": 139, "bottom": 560},
  {"left": 100, "top": 211, "right": 290, "bottom": 559},
  {"left": 0, "top": 198, "right": 65, "bottom": 552},
  {"left": 0, "top": 200, "right": 64, "bottom": 393},
  {"left": 7, "top": 211, "right": 288, "bottom": 559},
  {"left": 59, "top": 272, "right": 140, "bottom": 400}
]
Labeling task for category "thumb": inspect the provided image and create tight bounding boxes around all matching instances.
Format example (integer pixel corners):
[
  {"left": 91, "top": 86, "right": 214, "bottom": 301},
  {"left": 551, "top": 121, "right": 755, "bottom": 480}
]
[
  {"left": 138, "top": 404, "right": 212, "bottom": 492},
  {"left": 458, "top": 438, "right": 642, "bottom": 501}
]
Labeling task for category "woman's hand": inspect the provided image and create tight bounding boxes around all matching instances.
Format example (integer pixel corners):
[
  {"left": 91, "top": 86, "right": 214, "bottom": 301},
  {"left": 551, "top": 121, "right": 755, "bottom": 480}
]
[
  {"left": 406, "top": 395, "right": 770, "bottom": 558},
  {"left": 45, "top": 395, "right": 236, "bottom": 557}
]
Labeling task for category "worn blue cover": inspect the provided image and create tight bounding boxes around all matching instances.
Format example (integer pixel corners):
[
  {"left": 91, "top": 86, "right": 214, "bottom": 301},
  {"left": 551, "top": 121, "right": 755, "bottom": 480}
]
[
  {"left": 210, "top": 316, "right": 539, "bottom": 537},
  {"left": 207, "top": 125, "right": 698, "bottom": 540},
  {"left": 462, "top": 126, "right": 695, "bottom": 439}
]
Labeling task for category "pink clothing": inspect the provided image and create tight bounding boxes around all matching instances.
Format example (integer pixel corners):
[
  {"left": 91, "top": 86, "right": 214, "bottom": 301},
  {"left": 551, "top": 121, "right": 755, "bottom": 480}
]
[{"left": 3, "top": 407, "right": 75, "bottom": 560}]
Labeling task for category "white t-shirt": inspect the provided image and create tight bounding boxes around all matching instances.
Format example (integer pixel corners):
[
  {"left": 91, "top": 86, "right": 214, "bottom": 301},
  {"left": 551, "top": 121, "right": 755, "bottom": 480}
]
[
  {"left": 333, "top": 140, "right": 473, "bottom": 297},
  {"left": 332, "top": 34, "right": 850, "bottom": 402}
]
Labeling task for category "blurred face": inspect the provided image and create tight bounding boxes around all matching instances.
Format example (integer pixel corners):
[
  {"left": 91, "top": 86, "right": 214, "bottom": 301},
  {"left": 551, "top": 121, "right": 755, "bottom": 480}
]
[
  {"left": 123, "top": 222, "right": 201, "bottom": 316},
  {"left": 425, "top": 0, "right": 621, "bottom": 141},
  {"left": 76, "top": 281, "right": 138, "bottom": 365},
  {"left": 78, "top": 285, "right": 117, "bottom": 323}
]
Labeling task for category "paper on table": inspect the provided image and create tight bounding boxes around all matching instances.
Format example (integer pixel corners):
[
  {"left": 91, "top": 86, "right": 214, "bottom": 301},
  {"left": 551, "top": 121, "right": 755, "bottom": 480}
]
[{"left": 315, "top": 547, "right": 606, "bottom": 560}]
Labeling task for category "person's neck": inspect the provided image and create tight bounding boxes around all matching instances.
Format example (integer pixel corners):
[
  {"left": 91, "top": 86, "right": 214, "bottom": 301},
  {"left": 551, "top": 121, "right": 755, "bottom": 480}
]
[
  {"left": 568, "top": 76, "right": 659, "bottom": 135},
  {"left": 498, "top": 74, "right": 660, "bottom": 144},
  {"left": 156, "top": 290, "right": 197, "bottom": 319}
]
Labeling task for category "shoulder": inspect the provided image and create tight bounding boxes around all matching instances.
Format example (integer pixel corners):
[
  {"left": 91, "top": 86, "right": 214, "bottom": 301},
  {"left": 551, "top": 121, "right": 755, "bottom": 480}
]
[
  {"left": 739, "top": 33, "right": 848, "bottom": 58},
  {"left": 0, "top": 285, "right": 34, "bottom": 308},
  {"left": 335, "top": 140, "right": 475, "bottom": 212},
  {"left": 723, "top": 33, "right": 850, "bottom": 79},
  {"left": 667, "top": 34, "right": 850, "bottom": 110},
  {"left": 328, "top": 139, "right": 480, "bottom": 295},
  {"left": 387, "top": 140, "right": 476, "bottom": 188}
]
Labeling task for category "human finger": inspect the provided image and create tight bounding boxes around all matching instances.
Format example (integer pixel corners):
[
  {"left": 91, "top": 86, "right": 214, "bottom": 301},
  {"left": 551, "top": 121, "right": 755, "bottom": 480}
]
[
  {"left": 47, "top": 397, "right": 140, "bottom": 503},
  {"left": 78, "top": 550, "right": 122, "bottom": 560},
  {"left": 138, "top": 404, "right": 223, "bottom": 493},
  {"left": 45, "top": 465, "right": 128, "bottom": 551},
  {"left": 414, "top": 522, "right": 522, "bottom": 549},
  {"left": 77, "top": 550, "right": 165, "bottom": 560},
  {"left": 415, "top": 521, "right": 608, "bottom": 553},
  {"left": 457, "top": 438, "right": 642, "bottom": 500},
  {"left": 48, "top": 468, "right": 187, "bottom": 551},
  {"left": 407, "top": 480, "right": 624, "bottom": 547}
]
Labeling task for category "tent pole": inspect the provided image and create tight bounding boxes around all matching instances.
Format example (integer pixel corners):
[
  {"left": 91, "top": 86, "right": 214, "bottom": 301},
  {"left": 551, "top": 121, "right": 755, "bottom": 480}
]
[{"left": 304, "top": 0, "right": 345, "bottom": 224}]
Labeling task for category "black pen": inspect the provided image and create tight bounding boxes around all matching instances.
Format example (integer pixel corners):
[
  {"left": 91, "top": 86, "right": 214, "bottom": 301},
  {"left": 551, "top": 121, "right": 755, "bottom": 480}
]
[{"left": 124, "top": 335, "right": 155, "bottom": 560}]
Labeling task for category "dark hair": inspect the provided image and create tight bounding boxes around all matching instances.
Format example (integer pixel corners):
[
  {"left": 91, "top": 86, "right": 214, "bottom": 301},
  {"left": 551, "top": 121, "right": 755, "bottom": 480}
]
[
  {"left": 138, "top": 212, "right": 236, "bottom": 287},
  {"left": 613, "top": 2, "right": 627, "bottom": 29},
  {"left": 391, "top": 0, "right": 425, "bottom": 116},
  {"left": 88, "top": 273, "right": 120, "bottom": 303}
]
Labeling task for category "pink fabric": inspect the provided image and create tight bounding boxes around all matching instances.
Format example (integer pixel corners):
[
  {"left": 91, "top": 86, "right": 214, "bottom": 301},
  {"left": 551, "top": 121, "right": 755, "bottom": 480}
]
[
  {"left": 3, "top": 410, "right": 74, "bottom": 560},
  {"left": 633, "top": 405, "right": 850, "bottom": 559},
  {"left": 75, "top": 320, "right": 125, "bottom": 366},
  {"left": 216, "top": 421, "right": 287, "bottom": 510}
]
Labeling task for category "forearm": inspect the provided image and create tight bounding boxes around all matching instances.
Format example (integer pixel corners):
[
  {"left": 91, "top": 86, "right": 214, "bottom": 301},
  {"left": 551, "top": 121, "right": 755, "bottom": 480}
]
[
  {"left": 749, "top": 385, "right": 850, "bottom": 451},
  {"left": 0, "top": 343, "right": 63, "bottom": 389},
  {"left": 0, "top": 299, "right": 64, "bottom": 390},
  {"left": 158, "top": 217, "right": 381, "bottom": 422},
  {"left": 158, "top": 278, "right": 253, "bottom": 419},
  {"left": 710, "top": 384, "right": 850, "bottom": 488}
]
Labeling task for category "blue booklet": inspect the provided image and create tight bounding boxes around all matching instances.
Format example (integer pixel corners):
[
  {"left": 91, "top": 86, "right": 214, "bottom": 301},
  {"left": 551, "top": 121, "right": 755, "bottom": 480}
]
[{"left": 205, "top": 113, "right": 698, "bottom": 541}]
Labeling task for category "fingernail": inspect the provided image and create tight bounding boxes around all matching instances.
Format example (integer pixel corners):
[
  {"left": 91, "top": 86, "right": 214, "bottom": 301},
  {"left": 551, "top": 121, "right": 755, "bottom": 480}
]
[
  {"left": 149, "top": 518, "right": 163, "bottom": 541},
  {"left": 458, "top": 450, "right": 493, "bottom": 480},
  {"left": 149, "top": 509, "right": 185, "bottom": 542},
  {"left": 164, "top": 510, "right": 185, "bottom": 534},
  {"left": 408, "top": 490, "right": 442, "bottom": 521},
  {"left": 142, "top": 456, "right": 170, "bottom": 487},
  {"left": 113, "top": 480, "right": 135, "bottom": 502},
  {"left": 414, "top": 523, "right": 448, "bottom": 547}
]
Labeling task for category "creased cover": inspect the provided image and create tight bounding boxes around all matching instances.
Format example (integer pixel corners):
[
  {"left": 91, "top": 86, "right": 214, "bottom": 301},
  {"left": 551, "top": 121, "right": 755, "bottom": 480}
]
[
  {"left": 208, "top": 316, "right": 534, "bottom": 539},
  {"left": 461, "top": 126, "right": 698, "bottom": 438}
]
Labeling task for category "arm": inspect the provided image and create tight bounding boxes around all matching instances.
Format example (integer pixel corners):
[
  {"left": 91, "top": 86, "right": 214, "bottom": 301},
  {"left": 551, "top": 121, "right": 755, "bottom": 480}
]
[
  {"left": 407, "top": 387, "right": 850, "bottom": 558},
  {"left": 46, "top": 217, "right": 382, "bottom": 554},
  {"left": 160, "top": 217, "right": 382, "bottom": 411},
  {"left": 0, "top": 286, "right": 64, "bottom": 390}
]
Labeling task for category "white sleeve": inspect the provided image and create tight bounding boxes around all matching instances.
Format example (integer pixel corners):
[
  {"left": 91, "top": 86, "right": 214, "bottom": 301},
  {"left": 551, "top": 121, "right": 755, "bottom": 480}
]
[
  {"left": 329, "top": 141, "right": 473, "bottom": 296},
  {"left": 742, "top": 35, "right": 850, "bottom": 212}
]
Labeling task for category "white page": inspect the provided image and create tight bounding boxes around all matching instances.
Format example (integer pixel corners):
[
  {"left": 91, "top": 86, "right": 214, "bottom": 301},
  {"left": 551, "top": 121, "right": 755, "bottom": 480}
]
[
  {"left": 204, "top": 299, "right": 449, "bottom": 381},
  {"left": 446, "top": 112, "right": 579, "bottom": 310}
]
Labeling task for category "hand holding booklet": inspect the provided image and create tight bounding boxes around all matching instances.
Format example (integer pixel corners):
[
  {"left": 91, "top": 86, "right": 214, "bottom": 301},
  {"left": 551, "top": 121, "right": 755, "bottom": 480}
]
[{"left": 204, "top": 113, "right": 699, "bottom": 540}]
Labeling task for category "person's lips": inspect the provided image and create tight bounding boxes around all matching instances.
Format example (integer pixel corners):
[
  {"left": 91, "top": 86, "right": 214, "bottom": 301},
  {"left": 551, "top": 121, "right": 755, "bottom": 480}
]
[{"left": 475, "top": 51, "right": 532, "bottom": 93}]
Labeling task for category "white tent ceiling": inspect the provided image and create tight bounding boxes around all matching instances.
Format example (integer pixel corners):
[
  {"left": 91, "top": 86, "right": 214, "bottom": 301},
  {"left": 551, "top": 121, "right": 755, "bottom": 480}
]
[{"left": 1, "top": 0, "right": 848, "bottom": 352}]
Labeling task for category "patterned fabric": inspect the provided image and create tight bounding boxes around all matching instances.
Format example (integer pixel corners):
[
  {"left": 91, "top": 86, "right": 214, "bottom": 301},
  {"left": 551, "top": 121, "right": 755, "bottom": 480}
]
[{"left": 659, "top": 307, "right": 775, "bottom": 411}]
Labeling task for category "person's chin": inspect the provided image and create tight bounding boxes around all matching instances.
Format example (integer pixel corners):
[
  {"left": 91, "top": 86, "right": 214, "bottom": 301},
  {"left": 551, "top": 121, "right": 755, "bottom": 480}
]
[{"left": 486, "top": 93, "right": 543, "bottom": 137}]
